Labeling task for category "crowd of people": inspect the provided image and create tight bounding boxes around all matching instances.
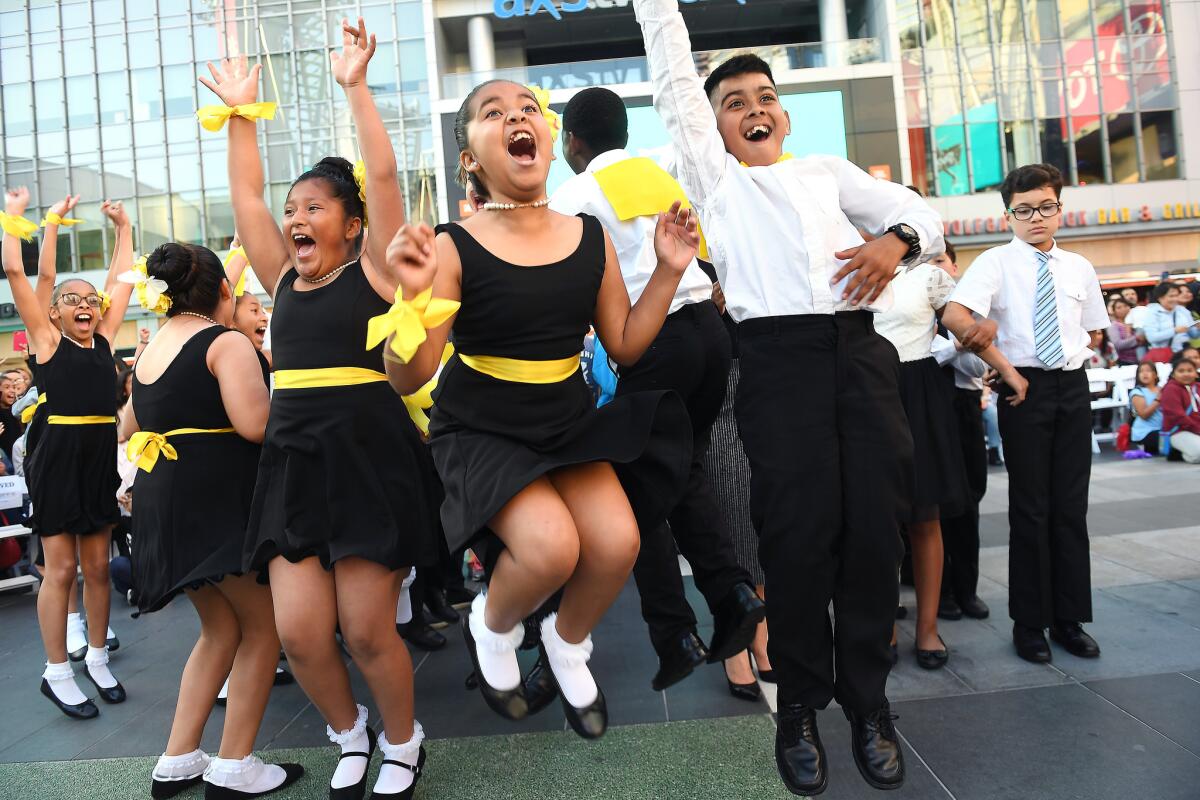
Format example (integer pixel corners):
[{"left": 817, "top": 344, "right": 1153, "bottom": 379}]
[{"left": 0, "top": 3, "right": 1193, "bottom": 798}]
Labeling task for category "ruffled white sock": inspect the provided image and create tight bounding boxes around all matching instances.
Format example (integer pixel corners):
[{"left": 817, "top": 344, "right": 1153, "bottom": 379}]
[
  {"left": 154, "top": 749, "right": 209, "bottom": 781},
  {"left": 373, "top": 722, "right": 424, "bottom": 795},
  {"left": 204, "top": 755, "right": 287, "bottom": 792},
  {"left": 327, "top": 703, "right": 370, "bottom": 790},
  {"left": 43, "top": 661, "right": 88, "bottom": 705},
  {"left": 468, "top": 592, "right": 523, "bottom": 691},
  {"left": 396, "top": 569, "right": 416, "bottom": 625},
  {"left": 218, "top": 677, "right": 229, "bottom": 702},
  {"left": 84, "top": 646, "right": 118, "bottom": 689},
  {"left": 66, "top": 613, "right": 87, "bottom": 654},
  {"left": 541, "top": 614, "right": 598, "bottom": 707}
]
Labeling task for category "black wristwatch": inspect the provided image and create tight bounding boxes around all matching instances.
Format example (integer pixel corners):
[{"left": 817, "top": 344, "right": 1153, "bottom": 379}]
[{"left": 884, "top": 223, "right": 921, "bottom": 262}]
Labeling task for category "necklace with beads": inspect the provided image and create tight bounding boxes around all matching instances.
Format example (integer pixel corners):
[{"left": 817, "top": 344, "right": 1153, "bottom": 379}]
[
  {"left": 177, "top": 311, "right": 219, "bottom": 326},
  {"left": 301, "top": 259, "right": 355, "bottom": 285},
  {"left": 482, "top": 197, "right": 551, "bottom": 212}
]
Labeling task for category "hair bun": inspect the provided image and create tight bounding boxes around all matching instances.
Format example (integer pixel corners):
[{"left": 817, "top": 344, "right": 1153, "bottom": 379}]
[
  {"left": 313, "top": 156, "right": 355, "bottom": 183},
  {"left": 146, "top": 242, "right": 194, "bottom": 294}
]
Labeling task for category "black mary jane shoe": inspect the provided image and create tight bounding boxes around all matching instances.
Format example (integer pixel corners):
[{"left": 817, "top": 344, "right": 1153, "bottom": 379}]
[
  {"left": 367, "top": 745, "right": 426, "bottom": 800},
  {"left": 461, "top": 617, "right": 529, "bottom": 721},
  {"left": 522, "top": 644, "right": 560, "bottom": 715},
  {"left": 40, "top": 678, "right": 99, "bottom": 720},
  {"left": 396, "top": 621, "right": 447, "bottom": 652},
  {"left": 844, "top": 701, "right": 905, "bottom": 790},
  {"left": 83, "top": 665, "right": 127, "bottom": 703},
  {"left": 542, "top": 642, "right": 608, "bottom": 739},
  {"left": 775, "top": 703, "right": 827, "bottom": 796},
  {"left": 914, "top": 636, "right": 949, "bottom": 671},
  {"left": 204, "top": 763, "right": 304, "bottom": 800},
  {"left": 330, "top": 726, "right": 376, "bottom": 800},
  {"left": 707, "top": 583, "right": 767, "bottom": 663},
  {"left": 152, "top": 774, "right": 204, "bottom": 799}
]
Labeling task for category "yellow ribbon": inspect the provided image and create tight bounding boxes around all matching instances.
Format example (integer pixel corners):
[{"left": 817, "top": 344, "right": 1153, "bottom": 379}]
[
  {"left": 0, "top": 212, "right": 39, "bottom": 242},
  {"left": 131, "top": 255, "right": 172, "bottom": 315},
  {"left": 459, "top": 352, "right": 580, "bottom": 384},
  {"left": 401, "top": 343, "right": 455, "bottom": 436},
  {"left": 224, "top": 247, "right": 248, "bottom": 297},
  {"left": 593, "top": 157, "right": 709, "bottom": 259},
  {"left": 126, "top": 427, "right": 236, "bottom": 472},
  {"left": 366, "top": 287, "right": 461, "bottom": 364},
  {"left": 353, "top": 160, "right": 369, "bottom": 225},
  {"left": 41, "top": 212, "right": 82, "bottom": 227},
  {"left": 196, "top": 102, "right": 278, "bottom": 132},
  {"left": 528, "top": 85, "right": 560, "bottom": 142},
  {"left": 21, "top": 393, "right": 46, "bottom": 424},
  {"left": 738, "top": 153, "right": 794, "bottom": 167},
  {"left": 273, "top": 367, "right": 387, "bottom": 390},
  {"left": 97, "top": 290, "right": 112, "bottom": 315},
  {"left": 48, "top": 415, "right": 116, "bottom": 425}
]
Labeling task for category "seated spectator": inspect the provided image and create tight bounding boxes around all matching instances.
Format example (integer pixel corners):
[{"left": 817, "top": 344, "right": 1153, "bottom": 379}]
[
  {"left": 0, "top": 371, "right": 23, "bottom": 460},
  {"left": 1161, "top": 354, "right": 1200, "bottom": 464},
  {"left": 1107, "top": 297, "right": 1140, "bottom": 365},
  {"left": 1181, "top": 344, "right": 1200, "bottom": 370},
  {"left": 1143, "top": 283, "right": 1199, "bottom": 359},
  {"left": 1129, "top": 362, "right": 1163, "bottom": 454},
  {"left": 1175, "top": 281, "right": 1200, "bottom": 349}
]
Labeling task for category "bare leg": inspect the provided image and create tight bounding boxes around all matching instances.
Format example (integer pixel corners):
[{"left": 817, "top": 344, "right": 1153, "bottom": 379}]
[
  {"left": 38, "top": 534, "right": 78, "bottom": 664},
  {"left": 67, "top": 574, "right": 79, "bottom": 614},
  {"left": 215, "top": 574, "right": 280, "bottom": 759},
  {"left": 165, "top": 585, "right": 240, "bottom": 756},
  {"left": 909, "top": 519, "right": 945, "bottom": 652},
  {"left": 78, "top": 529, "right": 113, "bottom": 650}
]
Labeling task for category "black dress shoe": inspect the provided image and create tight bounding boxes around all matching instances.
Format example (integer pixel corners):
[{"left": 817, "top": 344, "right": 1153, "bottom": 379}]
[
  {"left": 914, "top": 636, "right": 949, "bottom": 670},
  {"left": 396, "top": 621, "right": 446, "bottom": 652},
  {"left": 542, "top": 643, "right": 608, "bottom": 739},
  {"left": 329, "top": 726, "right": 376, "bottom": 800},
  {"left": 1050, "top": 622, "right": 1100, "bottom": 658},
  {"left": 522, "top": 644, "right": 559, "bottom": 715},
  {"left": 937, "top": 595, "right": 963, "bottom": 620},
  {"left": 204, "top": 763, "right": 304, "bottom": 799},
  {"left": 707, "top": 583, "right": 767, "bottom": 663},
  {"left": 367, "top": 745, "right": 426, "bottom": 799},
  {"left": 959, "top": 595, "right": 990, "bottom": 619},
  {"left": 775, "top": 703, "right": 827, "bottom": 796},
  {"left": 83, "top": 665, "right": 127, "bottom": 703},
  {"left": 40, "top": 678, "right": 99, "bottom": 719},
  {"left": 152, "top": 774, "right": 203, "bottom": 799},
  {"left": 1013, "top": 624, "right": 1052, "bottom": 663},
  {"left": 461, "top": 617, "right": 529, "bottom": 721},
  {"left": 444, "top": 586, "right": 477, "bottom": 609},
  {"left": 651, "top": 631, "right": 709, "bottom": 691},
  {"left": 845, "top": 701, "right": 905, "bottom": 790},
  {"left": 424, "top": 589, "right": 460, "bottom": 625}
]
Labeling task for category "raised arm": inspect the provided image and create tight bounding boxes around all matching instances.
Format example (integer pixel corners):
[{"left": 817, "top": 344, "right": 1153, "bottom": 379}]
[
  {"left": 97, "top": 200, "right": 134, "bottom": 343},
  {"left": 2, "top": 188, "right": 57, "bottom": 354},
  {"left": 331, "top": 17, "right": 405, "bottom": 299},
  {"left": 199, "top": 57, "right": 291, "bottom": 296},
  {"left": 36, "top": 194, "right": 80, "bottom": 308},
  {"left": 223, "top": 234, "right": 250, "bottom": 294}
]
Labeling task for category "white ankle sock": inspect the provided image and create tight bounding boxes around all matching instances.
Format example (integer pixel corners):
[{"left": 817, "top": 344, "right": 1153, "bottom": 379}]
[
  {"left": 218, "top": 677, "right": 229, "bottom": 701},
  {"left": 327, "top": 703, "right": 370, "bottom": 790},
  {"left": 204, "top": 755, "right": 287, "bottom": 792},
  {"left": 373, "top": 722, "right": 424, "bottom": 796},
  {"left": 106, "top": 625, "right": 117, "bottom": 640},
  {"left": 541, "top": 614, "right": 598, "bottom": 707},
  {"left": 154, "top": 749, "right": 209, "bottom": 781},
  {"left": 396, "top": 571, "right": 414, "bottom": 625},
  {"left": 468, "top": 593, "right": 523, "bottom": 691},
  {"left": 43, "top": 661, "right": 88, "bottom": 705},
  {"left": 84, "top": 646, "right": 118, "bottom": 689},
  {"left": 66, "top": 613, "right": 87, "bottom": 654}
]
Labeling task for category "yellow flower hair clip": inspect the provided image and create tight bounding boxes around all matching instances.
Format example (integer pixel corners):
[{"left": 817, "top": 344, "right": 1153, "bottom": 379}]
[
  {"left": 119, "top": 255, "right": 172, "bottom": 315},
  {"left": 527, "top": 85, "right": 560, "bottom": 142},
  {"left": 353, "top": 160, "right": 369, "bottom": 226},
  {"left": 97, "top": 289, "right": 112, "bottom": 315}
]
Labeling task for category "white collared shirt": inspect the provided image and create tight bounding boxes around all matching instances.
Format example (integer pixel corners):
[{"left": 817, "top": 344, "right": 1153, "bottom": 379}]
[
  {"left": 549, "top": 149, "right": 714, "bottom": 312},
  {"left": 874, "top": 263, "right": 955, "bottom": 362},
  {"left": 949, "top": 237, "right": 1109, "bottom": 371},
  {"left": 633, "top": 0, "right": 945, "bottom": 322}
]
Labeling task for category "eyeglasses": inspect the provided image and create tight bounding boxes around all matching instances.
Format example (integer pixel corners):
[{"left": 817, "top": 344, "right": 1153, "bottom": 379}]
[
  {"left": 1007, "top": 202, "right": 1062, "bottom": 221},
  {"left": 58, "top": 293, "right": 103, "bottom": 308}
]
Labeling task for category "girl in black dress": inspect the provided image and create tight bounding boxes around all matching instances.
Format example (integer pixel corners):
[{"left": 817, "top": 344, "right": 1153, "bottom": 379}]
[
  {"left": 121, "top": 243, "right": 301, "bottom": 799},
  {"left": 201, "top": 19, "right": 434, "bottom": 800},
  {"left": 2, "top": 187, "right": 134, "bottom": 720},
  {"left": 382, "top": 80, "right": 695, "bottom": 738}
]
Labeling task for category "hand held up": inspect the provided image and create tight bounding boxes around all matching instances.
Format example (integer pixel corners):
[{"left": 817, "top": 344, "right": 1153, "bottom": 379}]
[
  {"left": 330, "top": 17, "right": 377, "bottom": 88},
  {"left": 653, "top": 201, "right": 700, "bottom": 275},
  {"left": 387, "top": 223, "right": 438, "bottom": 298},
  {"left": 198, "top": 56, "right": 262, "bottom": 108}
]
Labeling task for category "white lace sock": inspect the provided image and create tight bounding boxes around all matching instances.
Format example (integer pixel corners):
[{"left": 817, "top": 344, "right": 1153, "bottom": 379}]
[
  {"left": 43, "top": 661, "right": 88, "bottom": 705},
  {"left": 468, "top": 592, "right": 523, "bottom": 691},
  {"left": 396, "top": 569, "right": 416, "bottom": 625},
  {"left": 66, "top": 613, "right": 87, "bottom": 655},
  {"left": 204, "top": 755, "right": 287, "bottom": 793},
  {"left": 541, "top": 614, "right": 598, "bottom": 707},
  {"left": 327, "top": 703, "right": 371, "bottom": 790},
  {"left": 218, "top": 677, "right": 229, "bottom": 701},
  {"left": 84, "top": 646, "right": 118, "bottom": 689},
  {"left": 373, "top": 722, "right": 424, "bottom": 795},
  {"left": 153, "top": 749, "right": 209, "bottom": 782}
]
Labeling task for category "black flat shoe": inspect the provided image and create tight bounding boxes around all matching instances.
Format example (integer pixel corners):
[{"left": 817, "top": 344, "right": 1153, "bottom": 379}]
[
  {"left": 273, "top": 667, "right": 295, "bottom": 686},
  {"left": 152, "top": 775, "right": 203, "bottom": 799},
  {"left": 775, "top": 703, "right": 827, "bottom": 796},
  {"left": 367, "top": 745, "right": 426, "bottom": 799},
  {"left": 845, "top": 701, "right": 905, "bottom": 790},
  {"left": 1050, "top": 622, "right": 1100, "bottom": 658},
  {"left": 540, "top": 642, "right": 607, "bottom": 739},
  {"left": 937, "top": 595, "right": 963, "bottom": 621},
  {"left": 107, "top": 632, "right": 120, "bottom": 652},
  {"left": 204, "top": 763, "right": 304, "bottom": 799},
  {"left": 651, "top": 630, "right": 708, "bottom": 691},
  {"left": 461, "top": 617, "right": 529, "bottom": 720},
  {"left": 396, "top": 621, "right": 446, "bottom": 652},
  {"left": 960, "top": 595, "right": 990, "bottom": 619},
  {"left": 1013, "top": 624, "right": 1052, "bottom": 663},
  {"left": 40, "top": 678, "right": 99, "bottom": 719},
  {"left": 914, "top": 636, "right": 949, "bottom": 670},
  {"left": 895, "top": 605, "right": 908, "bottom": 620},
  {"left": 707, "top": 583, "right": 767, "bottom": 663},
  {"left": 83, "top": 665, "right": 127, "bottom": 703},
  {"left": 522, "top": 643, "right": 559, "bottom": 715},
  {"left": 424, "top": 589, "right": 461, "bottom": 625},
  {"left": 330, "top": 726, "right": 376, "bottom": 800}
]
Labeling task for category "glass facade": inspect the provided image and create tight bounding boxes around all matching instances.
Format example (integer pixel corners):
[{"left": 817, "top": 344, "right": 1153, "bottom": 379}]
[
  {"left": 896, "top": 0, "right": 1178, "bottom": 196},
  {"left": 0, "top": 0, "right": 436, "bottom": 273}
]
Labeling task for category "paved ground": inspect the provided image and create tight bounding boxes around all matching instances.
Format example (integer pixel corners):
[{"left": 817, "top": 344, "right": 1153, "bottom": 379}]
[{"left": 1, "top": 454, "right": 1198, "bottom": 799}]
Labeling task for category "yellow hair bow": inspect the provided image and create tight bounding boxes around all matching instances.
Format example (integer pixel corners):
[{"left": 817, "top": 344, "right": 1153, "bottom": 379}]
[
  {"left": 366, "top": 287, "right": 460, "bottom": 364},
  {"left": 527, "top": 85, "right": 560, "bottom": 142},
  {"left": 196, "top": 102, "right": 278, "bottom": 132},
  {"left": 41, "top": 212, "right": 82, "bottom": 227},
  {"left": 223, "top": 246, "right": 248, "bottom": 297},
  {"left": 0, "top": 212, "right": 39, "bottom": 242},
  {"left": 124, "top": 255, "right": 172, "bottom": 315},
  {"left": 97, "top": 289, "right": 112, "bottom": 315},
  {"left": 126, "top": 431, "right": 176, "bottom": 473},
  {"left": 353, "top": 160, "right": 369, "bottom": 225}
]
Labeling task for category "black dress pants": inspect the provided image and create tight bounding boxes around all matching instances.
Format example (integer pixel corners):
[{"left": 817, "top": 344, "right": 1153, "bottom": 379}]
[
  {"left": 941, "top": 387, "right": 986, "bottom": 602},
  {"left": 617, "top": 301, "right": 751, "bottom": 655},
  {"left": 736, "top": 312, "right": 911, "bottom": 715},
  {"left": 998, "top": 367, "right": 1093, "bottom": 628}
]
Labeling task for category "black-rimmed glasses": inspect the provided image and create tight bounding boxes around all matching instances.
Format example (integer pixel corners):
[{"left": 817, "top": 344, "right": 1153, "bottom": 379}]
[
  {"left": 1007, "top": 202, "right": 1062, "bottom": 221},
  {"left": 58, "top": 293, "right": 103, "bottom": 308}
]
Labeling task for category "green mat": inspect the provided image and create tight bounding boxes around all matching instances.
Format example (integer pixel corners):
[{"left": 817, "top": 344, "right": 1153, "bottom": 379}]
[{"left": 8, "top": 715, "right": 798, "bottom": 800}]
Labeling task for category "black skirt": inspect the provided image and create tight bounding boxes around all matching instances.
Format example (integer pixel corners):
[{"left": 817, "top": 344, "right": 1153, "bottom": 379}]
[
  {"left": 898, "top": 357, "right": 970, "bottom": 523},
  {"left": 27, "top": 423, "right": 119, "bottom": 537}
]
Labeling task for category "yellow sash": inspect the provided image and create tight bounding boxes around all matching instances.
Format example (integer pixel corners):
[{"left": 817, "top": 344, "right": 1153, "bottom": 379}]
[
  {"left": 48, "top": 415, "right": 116, "bottom": 425},
  {"left": 592, "top": 157, "right": 708, "bottom": 259},
  {"left": 459, "top": 353, "right": 579, "bottom": 384},
  {"left": 401, "top": 343, "right": 455, "bottom": 436},
  {"left": 273, "top": 366, "right": 388, "bottom": 390},
  {"left": 127, "top": 427, "right": 237, "bottom": 473},
  {"left": 21, "top": 393, "right": 46, "bottom": 424}
]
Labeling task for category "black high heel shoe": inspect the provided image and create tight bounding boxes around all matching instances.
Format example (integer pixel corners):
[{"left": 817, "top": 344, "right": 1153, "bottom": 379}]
[
  {"left": 40, "top": 678, "right": 99, "bottom": 720},
  {"left": 725, "top": 652, "right": 761, "bottom": 701},
  {"left": 367, "top": 746, "right": 426, "bottom": 800},
  {"left": 83, "top": 664, "right": 127, "bottom": 704},
  {"left": 541, "top": 642, "right": 608, "bottom": 739},
  {"left": 750, "top": 652, "right": 776, "bottom": 684},
  {"left": 461, "top": 617, "right": 529, "bottom": 720},
  {"left": 330, "top": 726, "right": 376, "bottom": 800}
]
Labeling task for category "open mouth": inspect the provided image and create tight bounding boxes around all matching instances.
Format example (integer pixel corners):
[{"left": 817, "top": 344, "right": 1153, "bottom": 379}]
[
  {"left": 744, "top": 124, "right": 771, "bottom": 143},
  {"left": 254, "top": 325, "right": 267, "bottom": 340},
  {"left": 292, "top": 234, "right": 317, "bottom": 259},
  {"left": 74, "top": 311, "right": 94, "bottom": 328},
  {"left": 507, "top": 131, "right": 537, "bottom": 163}
]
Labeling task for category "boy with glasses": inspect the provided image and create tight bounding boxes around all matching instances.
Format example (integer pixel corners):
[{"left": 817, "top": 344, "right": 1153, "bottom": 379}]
[{"left": 943, "top": 164, "right": 1108, "bottom": 664}]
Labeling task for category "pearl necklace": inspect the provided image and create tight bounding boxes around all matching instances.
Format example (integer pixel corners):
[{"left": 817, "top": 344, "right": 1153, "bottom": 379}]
[
  {"left": 482, "top": 197, "right": 551, "bottom": 212},
  {"left": 177, "top": 311, "right": 218, "bottom": 325},
  {"left": 61, "top": 332, "right": 93, "bottom": 349},
  {"left": 301, "top": 260, "right": 355, "bottom": 285}
]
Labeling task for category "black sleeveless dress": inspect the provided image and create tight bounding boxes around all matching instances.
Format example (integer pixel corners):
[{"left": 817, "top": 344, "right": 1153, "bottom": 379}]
[
  {"left": 23, "top": 359, "right": 47, "bottom": 460},
  {"left": 244, "top": 262, "right": 437, "bottom": 573},
  {"left": 26, "top": 335, "right": 119, "bottom": 537},
  {"left": 430, "top": 214, "right": 692, "bottom": 551},
  {"left": 130, "top": 327, "right": 267, "bottom": 613}
]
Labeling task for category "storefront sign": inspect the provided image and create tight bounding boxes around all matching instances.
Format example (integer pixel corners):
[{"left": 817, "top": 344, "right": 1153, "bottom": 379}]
[
  {"left": 944, "top": 201, "right": 1200, "bottom": 237},
  {"left": 494, "top": 0, "right": 742, "bottom": 21}
]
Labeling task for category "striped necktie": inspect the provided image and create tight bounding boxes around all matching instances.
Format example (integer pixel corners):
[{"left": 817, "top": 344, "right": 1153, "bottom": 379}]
[{"left": 1033, "top": 250, "right": 1063, "bottom": 367}]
